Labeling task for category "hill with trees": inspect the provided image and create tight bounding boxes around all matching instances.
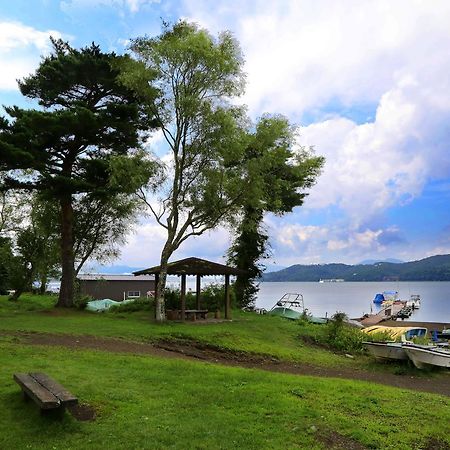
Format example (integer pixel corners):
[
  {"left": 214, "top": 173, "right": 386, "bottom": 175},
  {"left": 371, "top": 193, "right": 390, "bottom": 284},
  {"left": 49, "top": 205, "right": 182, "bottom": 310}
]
[{"left": 262, "top": 254, "right": 450, "bottom": 281}]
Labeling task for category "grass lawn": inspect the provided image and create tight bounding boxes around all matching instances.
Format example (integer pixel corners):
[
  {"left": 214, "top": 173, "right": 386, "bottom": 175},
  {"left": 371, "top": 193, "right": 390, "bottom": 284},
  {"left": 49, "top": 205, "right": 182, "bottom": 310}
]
[
  {"left": 0, "top": 294, "right": 353, "bottom": 367},
  {"left": 1, "top": 294, "right": 450, "bottom": 449},
  {"left": 1, "top": 341, "right": 449, "bottom": 450}
]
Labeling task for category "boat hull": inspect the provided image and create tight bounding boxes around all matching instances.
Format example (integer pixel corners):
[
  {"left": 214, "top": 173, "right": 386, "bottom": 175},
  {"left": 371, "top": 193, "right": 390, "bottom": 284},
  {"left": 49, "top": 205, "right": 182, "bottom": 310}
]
[
  {"left": 270, "top": 307, "right": 302, "bottom": 320},
  {"left": 403, "top": 345, "right": 450, "bottom": 369},
  {"left": 363, "top": 342, "right": 408, "bottom": 361}
]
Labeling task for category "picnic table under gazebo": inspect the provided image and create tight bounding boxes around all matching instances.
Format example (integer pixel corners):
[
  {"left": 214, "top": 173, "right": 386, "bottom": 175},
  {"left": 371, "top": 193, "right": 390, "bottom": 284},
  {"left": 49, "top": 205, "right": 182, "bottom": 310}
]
[{"left": 133, "top": 257, "right": 246, "bottom": 320}]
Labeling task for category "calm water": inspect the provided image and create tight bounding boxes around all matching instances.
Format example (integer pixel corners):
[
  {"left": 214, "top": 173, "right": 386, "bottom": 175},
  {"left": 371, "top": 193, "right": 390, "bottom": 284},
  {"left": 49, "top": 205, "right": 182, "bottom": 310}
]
[{"left": 256, "top": 281, "right": 450, "bottom": 323}]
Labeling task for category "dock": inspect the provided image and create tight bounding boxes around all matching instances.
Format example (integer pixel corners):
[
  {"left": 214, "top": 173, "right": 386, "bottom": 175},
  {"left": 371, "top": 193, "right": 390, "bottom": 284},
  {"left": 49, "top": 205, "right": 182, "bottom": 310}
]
[{"left": 359, "top": 302, "right": 409, "bottom": 326}]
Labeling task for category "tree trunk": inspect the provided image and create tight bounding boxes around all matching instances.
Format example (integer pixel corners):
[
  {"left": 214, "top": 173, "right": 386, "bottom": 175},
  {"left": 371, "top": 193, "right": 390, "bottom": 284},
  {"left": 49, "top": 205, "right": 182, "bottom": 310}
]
[
  {"left": 57, "top": 196, "right": 75, "bottom": 308},
  {"left": 154, "top": 244, "right": 173, "bottom": 322},
  {"left": 39, "top": 273, "right": 48, "bottom": 295}
]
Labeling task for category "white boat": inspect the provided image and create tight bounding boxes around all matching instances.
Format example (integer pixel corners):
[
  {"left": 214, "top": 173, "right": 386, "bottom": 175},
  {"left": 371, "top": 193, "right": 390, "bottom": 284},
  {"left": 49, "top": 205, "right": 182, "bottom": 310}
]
[
  {"left": 362, "top": 341, "right": 408, "bottom": 360},
  {"left": 362, "top": 326, "right": 428, "bottom": 361},
  {"left": 403, "top": 344, "right": 450, "bottom": 369},
  {"left": 406, "top": 294, "right": 421, "bottom": 309}
]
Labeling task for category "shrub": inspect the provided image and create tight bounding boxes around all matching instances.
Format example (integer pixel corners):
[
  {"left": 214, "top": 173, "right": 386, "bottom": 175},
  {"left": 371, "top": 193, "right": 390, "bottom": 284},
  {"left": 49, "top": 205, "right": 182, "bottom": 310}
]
[
  {"left": 74, "top": 294, "right": 93, "bottom": 310},
  {"left": 307, "top": 312, "right": 365, "bottom": 354},
  {"left": 109, "top": 298, "right": 153, "bottom": 313},
  {"left": 163, "top": 283, "right": 235, "bottom": 312}
]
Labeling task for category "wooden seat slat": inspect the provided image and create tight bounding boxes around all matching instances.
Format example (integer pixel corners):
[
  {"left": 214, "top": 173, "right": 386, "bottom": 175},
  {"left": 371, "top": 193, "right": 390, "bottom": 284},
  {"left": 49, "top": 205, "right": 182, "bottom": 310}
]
[
  {"left": 29, "top": 373, "right": 78, "bottom": 406},
  {"left": 13, "top": 373, "right": 60, "bottom": 409}
]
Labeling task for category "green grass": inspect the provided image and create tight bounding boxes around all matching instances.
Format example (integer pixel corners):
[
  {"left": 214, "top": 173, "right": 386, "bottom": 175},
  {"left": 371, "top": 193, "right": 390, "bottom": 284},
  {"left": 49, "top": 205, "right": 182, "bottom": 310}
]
[
  {"left": 1, "top": 294, "right": 450, "bottom": 449},
  {"left": 1, "top": 341, "right": 449, "bottom": 450},
  {"left": 0, "top": 294, "right": 351, "bottom": 367}
]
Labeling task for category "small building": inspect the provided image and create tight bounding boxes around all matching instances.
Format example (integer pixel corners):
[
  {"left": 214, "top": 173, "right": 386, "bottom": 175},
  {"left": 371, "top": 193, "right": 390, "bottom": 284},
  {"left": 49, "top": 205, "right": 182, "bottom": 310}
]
[{"left": 77, "top": 274, "right": 155, "bottom": 301}]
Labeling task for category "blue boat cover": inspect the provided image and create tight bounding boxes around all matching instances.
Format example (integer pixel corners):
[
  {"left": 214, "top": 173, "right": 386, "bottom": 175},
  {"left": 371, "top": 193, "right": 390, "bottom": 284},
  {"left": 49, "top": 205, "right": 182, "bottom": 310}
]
[{"left": 373, "top": 293, "right": 385, "bottom": 304}]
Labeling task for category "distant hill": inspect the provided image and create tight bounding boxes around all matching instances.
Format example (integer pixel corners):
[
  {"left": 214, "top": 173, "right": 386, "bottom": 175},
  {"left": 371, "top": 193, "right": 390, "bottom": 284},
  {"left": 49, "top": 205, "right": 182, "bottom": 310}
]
[
  {"left": 262, "top": 254, "right": 450, "bottom": 282},
  {"left": 81, "top": 265, "right": 145, "bottom": 274},
  {"left": 359, "top": 258, "right": 404, "bottom": 265}
]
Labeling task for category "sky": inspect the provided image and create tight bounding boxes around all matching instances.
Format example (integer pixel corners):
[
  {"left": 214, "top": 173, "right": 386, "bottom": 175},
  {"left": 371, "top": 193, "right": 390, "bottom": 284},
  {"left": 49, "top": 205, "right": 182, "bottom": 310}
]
[{"left": 1, "top": 0, "right": 450, "bottom": 270}]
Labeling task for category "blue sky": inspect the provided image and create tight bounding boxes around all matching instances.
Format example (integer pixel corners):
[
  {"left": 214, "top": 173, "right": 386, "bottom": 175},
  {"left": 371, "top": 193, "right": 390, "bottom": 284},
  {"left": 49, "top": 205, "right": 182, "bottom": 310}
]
[{"left": 1, "top": 0, "right": 450, "bottom": 269}]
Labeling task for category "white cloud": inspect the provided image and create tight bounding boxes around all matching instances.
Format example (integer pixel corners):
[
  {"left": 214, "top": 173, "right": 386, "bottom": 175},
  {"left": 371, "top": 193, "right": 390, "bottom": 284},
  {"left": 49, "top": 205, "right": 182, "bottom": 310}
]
[
  {"left": 0, "top": 22, "right": 62, "bottom": 90},
  {"left": 61, "top": 0, "right": 160, "bottom": 14},
  {"left": 182, "top": 0, "right": 450, "bottom": 118},
  {"left": 299, "top": 68, "right": 450, "bottom": 224}
]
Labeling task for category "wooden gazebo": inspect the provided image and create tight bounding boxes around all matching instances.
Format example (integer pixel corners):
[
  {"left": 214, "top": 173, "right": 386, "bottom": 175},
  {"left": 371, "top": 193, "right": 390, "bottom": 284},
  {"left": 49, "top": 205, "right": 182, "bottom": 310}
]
[{"left": 133, "top": 257, "right": 246, "bottom": 320}]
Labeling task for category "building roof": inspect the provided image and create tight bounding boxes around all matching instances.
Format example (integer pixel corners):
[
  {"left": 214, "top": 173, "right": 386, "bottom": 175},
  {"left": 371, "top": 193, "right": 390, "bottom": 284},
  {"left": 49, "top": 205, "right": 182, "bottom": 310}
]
[
  {"left": 133, "top": 257, "right": 246, "bottom": 276},
  {"left": 78, "top": 274, "right": 155, "bottom": 281}
]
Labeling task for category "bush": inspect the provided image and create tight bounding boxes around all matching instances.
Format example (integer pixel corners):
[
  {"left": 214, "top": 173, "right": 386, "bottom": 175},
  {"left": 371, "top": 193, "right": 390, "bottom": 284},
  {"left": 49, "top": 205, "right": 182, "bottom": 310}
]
[
  {"left": 163, "top": 283, "right": 235, "bottom": 313},
  {"left": 74, "top": 294, "right": 93, "bottom": 310},
  {"left": 109, "top": 298, "right": 153, "bottom": 313},
  {"left": 325, "top": 312, "right": 365, "bottom": 353},
  {"left": 303, "top": 312, "right": 365, "bottom": 354}
]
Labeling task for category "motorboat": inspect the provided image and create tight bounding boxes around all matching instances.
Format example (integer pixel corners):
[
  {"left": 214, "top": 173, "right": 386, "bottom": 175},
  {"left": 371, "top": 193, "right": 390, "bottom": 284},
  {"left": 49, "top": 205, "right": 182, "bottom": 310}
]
[
  {"left": 362, "top": 326, "right": 428, "bottom": 361},
  {"left": 373, "top": 290, "right": 399, "bottom": 304},
  {"left": 269, "top": 293, "right": 305, "bottom": 320},
  {"left": 403, "top": 344, "right": 450, "bottom": 369},
  {"left": 362, "top": 342, "right": 409, "bottom": 361},
  {"left": 406, "top": 294, "right": 421, "bottom": 309}
]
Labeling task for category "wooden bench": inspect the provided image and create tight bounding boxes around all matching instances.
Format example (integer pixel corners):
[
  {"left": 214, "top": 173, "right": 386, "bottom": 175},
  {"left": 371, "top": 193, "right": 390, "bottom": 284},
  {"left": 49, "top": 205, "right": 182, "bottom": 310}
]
[
  {"left": 14, "top": 372, "right": 78, "bottom": 415},
  {"left": 166, "top": 309, "right": 209, "bottom": 320},
  {"left": 185, "top": 309, "right": 208, "bottom": 320}
]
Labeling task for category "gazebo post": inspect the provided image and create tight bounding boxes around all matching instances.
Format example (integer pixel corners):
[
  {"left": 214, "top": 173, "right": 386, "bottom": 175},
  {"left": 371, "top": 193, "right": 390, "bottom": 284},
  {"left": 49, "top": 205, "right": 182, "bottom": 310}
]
[
  {"left": 196, "top": 275, "right": 201, "bottom": 310},
  {"left": 224, "top": 274, "right": 230, "bottom": 319},
  {"left": 180, "top": 274, "right": 186, "bottom": 321}
]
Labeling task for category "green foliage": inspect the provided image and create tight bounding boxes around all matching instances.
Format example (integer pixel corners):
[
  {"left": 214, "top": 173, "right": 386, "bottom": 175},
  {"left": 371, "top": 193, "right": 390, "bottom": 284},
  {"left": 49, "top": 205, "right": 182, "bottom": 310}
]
[
  {"left": 304, "top": 312, "right": 365, "bottom": 354},
  {"left": 228, "top": 116, "right": 324, "bottom": 308},
  {"left": 164, "top": 283, "right": 233, "bottom": 312},
  {"left": 0, "top": 39, "right": 157, "bottom": 307},
  {"left": 0, "top": 237, "right": 15, "bottom": 293},
  {"left": 109, "top": 298, "right": 154, "bottom": 313},
  {"left": 73, "top": 294, "right": 93, "bottom": 310}
]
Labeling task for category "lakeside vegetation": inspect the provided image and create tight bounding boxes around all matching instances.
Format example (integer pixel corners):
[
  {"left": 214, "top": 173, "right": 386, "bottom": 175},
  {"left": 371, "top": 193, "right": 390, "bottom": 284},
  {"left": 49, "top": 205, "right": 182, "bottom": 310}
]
[
  {"left": 1, "top": 294, "right": 450, "bottom": 449},
  {"left": 263, "top": 254, "right": 450, "bottom": 282}
]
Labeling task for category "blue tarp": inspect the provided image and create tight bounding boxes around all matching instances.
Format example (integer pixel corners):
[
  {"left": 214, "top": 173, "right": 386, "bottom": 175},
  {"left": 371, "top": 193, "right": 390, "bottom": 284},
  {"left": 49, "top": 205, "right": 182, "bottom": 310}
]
[{"left": 373, "top": 293, "right": 385, "bottom": 304}]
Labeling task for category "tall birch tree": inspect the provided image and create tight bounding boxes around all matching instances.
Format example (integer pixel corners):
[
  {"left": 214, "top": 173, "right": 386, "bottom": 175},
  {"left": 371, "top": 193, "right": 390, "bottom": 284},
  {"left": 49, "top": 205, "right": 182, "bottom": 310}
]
[{"left": 129, "top": 21, "right": 247, "bottom": 321}]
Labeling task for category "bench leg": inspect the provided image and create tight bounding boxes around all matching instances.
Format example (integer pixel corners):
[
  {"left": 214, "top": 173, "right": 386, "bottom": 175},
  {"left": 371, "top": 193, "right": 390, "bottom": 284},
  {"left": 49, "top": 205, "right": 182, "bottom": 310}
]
[{"left": 41, "top": 406, "right": 65, "bottom": 419}]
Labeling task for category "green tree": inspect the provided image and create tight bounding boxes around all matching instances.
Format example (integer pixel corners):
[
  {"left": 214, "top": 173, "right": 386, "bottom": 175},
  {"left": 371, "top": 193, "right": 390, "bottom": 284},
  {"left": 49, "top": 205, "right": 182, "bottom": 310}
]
[
  {"left": 0, "top": 39, "right": 156, "bottom": 307},
  {"left": 228, "top": 116, "right": 324, "bottom": 308},
  {"left": 72, "top": 192, "right": 141, "bottom": 274},
  {"left": 129, "top": 21, "right": 247, "bottom": 321},
  {"left": 0, "top": 237, "right": 15, "bottom": 294}
]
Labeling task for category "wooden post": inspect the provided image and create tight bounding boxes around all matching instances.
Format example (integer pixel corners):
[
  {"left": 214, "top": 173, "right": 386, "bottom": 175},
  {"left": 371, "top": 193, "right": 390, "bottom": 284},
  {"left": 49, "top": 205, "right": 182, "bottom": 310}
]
[
  {"left": 181, "top": 274, "right": 186, "bottom": 322},
  {"left": 154, "top": 273, "right": 159, "bottom": 320},
  {"left": 196, "top": 275, "right": 201, "bottom": 310},
  {"left": 224, "top": 274, "right": 230, "bottom": 319}
]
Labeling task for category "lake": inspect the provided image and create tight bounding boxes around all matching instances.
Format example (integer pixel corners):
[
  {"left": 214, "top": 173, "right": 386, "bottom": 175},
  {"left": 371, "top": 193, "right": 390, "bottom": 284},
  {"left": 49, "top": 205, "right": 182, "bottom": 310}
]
[{"left": 256, "top": 281, "right": 450, "bottom": 323}]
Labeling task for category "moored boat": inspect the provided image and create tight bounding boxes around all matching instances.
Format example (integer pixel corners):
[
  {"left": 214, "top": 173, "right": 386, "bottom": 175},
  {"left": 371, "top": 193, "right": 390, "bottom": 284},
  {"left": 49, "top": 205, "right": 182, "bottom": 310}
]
[
  {"left": 373, "top": 290, "right": 399, "bottom": 304},
  {"left": 406, "top": 294, "right": 421, "bottom": 309}
]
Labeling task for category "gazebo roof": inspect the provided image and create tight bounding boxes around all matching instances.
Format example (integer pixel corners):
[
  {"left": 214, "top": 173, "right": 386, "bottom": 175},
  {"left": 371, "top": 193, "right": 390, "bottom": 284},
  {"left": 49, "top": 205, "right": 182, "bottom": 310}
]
[{"left": 133, "top": 257, "right": 246, "bottom": 276}]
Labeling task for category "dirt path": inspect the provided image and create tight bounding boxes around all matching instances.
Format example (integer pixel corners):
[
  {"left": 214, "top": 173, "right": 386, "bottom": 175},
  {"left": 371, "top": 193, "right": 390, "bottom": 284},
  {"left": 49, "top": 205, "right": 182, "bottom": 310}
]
[{"left": 3, "top": 330, "right": 450, "bottom": 397}]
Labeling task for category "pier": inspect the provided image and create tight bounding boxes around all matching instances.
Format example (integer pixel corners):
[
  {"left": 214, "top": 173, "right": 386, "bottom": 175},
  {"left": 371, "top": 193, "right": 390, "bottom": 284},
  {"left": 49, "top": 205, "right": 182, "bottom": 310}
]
[{"left": 359, "top": 302, "right": 409, "bottom": 326}]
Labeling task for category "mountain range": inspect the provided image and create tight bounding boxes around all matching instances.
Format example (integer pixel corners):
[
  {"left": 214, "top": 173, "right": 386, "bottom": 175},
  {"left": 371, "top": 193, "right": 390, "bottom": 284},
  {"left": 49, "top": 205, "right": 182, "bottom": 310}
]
[{"left": 262, "top": 254, "right": 450, "bottom": 282}]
